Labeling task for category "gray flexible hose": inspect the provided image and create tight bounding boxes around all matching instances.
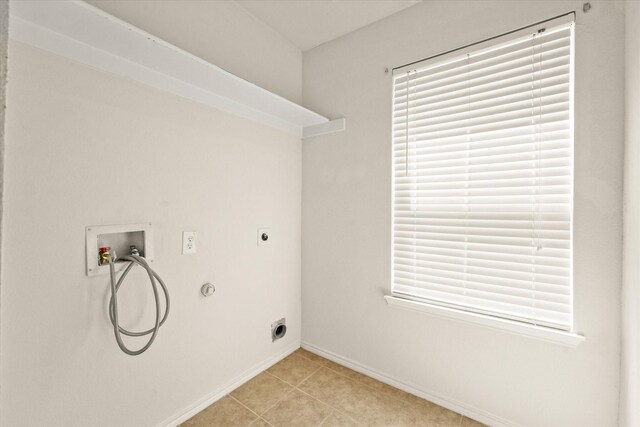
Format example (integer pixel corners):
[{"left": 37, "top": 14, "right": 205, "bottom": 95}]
[{"left": 108, "top": 254, "right": 170, "bottom": 356}]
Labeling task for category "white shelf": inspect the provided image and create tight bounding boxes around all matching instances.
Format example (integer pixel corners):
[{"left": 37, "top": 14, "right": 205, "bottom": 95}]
[{"left": 8, "top": 0, "right": 342, "bottom": 137}]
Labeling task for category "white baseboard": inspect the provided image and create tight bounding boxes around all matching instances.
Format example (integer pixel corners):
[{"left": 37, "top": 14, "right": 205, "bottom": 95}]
[
  {"left": 158, "top": 343, "right": 299, "bottom": 427},
  {"left": 301, "top": 341, "right": 520, "bottom": 427}
]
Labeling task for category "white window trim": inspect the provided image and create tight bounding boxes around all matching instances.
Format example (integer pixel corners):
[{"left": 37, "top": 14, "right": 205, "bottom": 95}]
[{"left": 384, "top": 295, "right": 584, "bottom": 347}]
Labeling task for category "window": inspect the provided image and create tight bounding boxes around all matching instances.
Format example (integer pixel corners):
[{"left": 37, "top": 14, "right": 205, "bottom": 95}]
[{"left": 391, "top": 16, "right": 574, "bottom": 332}]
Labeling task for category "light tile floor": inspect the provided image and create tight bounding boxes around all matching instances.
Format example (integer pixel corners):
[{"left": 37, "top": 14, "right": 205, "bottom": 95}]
[{"left": 182, "top": 348, "right": 486, "bottom": 427}]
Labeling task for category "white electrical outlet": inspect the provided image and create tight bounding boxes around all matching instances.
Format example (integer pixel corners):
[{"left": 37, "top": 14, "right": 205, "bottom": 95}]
[{"left": 182, "top": 231, "right": 197, "bottom": 254}]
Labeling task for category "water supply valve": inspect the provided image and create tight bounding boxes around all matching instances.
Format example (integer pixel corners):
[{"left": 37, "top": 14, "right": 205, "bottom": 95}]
[{"left": 99, "top": 247, "right": 112, "bottom": 266}]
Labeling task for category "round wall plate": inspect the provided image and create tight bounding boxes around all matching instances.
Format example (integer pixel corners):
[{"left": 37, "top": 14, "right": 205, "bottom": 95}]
[{"left": 201, "top": 283, "right": 215, "bottom": 297}]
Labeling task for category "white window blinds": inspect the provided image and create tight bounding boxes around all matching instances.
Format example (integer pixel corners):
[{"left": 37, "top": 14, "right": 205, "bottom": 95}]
[{"left": 391, "top": 16, "right": 574, "bottom": 331}]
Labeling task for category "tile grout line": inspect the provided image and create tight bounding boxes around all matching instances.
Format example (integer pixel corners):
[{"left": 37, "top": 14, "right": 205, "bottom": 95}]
[
  {"left": 252, "top": 354, "right": 327, "bottom": 425},
  {"left": 231, "top": 352, "right": 321, "bottom": 420},
  {"left": 317, "top": 409, "right": 335, "bottom": 427},
  {"left": 293, "top": 369, "right": 363, "bottom": 425},
  {"left": 321, "top": 362, "right": 410, "bottom": 405},
  {"left": 295, "top": 360, "right": 324, "bottom": 383},
  {"left": 295, "top": 385, "right": 362, "bottom": 426},
  {"left": 254, "top": 377, "right": 298, "bottom": 417},
  {"left": 265, "top": 356, "right": 324, "bottom": 388},
  {"left": 228, "top": 394, "right": 264, "bottom": 420},
  {"left": 247, "top": 414, "right": 270, "bottom": 427},
  {"left": 255, "top": 417, "right": 277, "bottom": 427},
  {"left": 316, "top": 408, "right": 335, "bottom": 427},
  {"left": 295, "top": 350, "right": 332, "bottom": 366},
  {"left": 333, "top": 408, "right": 363, "bottom": 426},
  {"left": 228, "top": 355, "right": 304, "bottom": 420},
  {"left": 266, "top": 354, "right": 362, "bottom": 426},
  {"left": 300, "top": 361, "right": 410, "bottom": 424},
  {"left": 261, "top": 362, "right": 334, "bottom": 426},
  {"left": 230, "top": 387, "right": 302, "bottom": 427}
]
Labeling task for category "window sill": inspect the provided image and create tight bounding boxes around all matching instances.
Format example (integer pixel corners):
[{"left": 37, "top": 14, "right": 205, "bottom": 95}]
[{"left": 384, "top": 295, "right": 585, "bottom": 348}]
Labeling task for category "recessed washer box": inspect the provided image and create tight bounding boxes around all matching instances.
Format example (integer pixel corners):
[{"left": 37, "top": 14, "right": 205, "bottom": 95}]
[{"left": 85, "top": 223, "right": 154, "bottom": 277}]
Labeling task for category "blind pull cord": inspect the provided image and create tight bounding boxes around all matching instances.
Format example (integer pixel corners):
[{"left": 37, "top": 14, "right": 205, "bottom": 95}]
[{"left": 405, "top": 71, "right": 410, "bottom": 177}]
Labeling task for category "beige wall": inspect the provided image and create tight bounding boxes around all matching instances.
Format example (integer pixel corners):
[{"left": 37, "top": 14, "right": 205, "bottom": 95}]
[
  {"left": 0, "top": 40, "right": 301, "bottom": 426},
  {"left": 622, "top": 1, "right": 640, "bottom": 425},
  {"left": 87, "top": 0, "right": 303, "bottom": 104},
  {"left": 302, "top": 1, "right": 624, "bottom": 425}
]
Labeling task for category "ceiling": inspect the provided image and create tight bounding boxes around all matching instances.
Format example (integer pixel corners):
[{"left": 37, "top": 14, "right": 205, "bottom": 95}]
[{"left": 235, "top": 0, "right": 421, "bottom": 51}]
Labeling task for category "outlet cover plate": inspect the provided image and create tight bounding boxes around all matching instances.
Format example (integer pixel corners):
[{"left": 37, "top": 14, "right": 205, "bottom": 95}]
[{"left": 182, "top": 231, "right": 197, "bottom": 254}]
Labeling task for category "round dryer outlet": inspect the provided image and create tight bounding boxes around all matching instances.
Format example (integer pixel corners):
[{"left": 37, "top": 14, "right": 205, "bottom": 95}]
[{"left": 271, "top": 318, "right": 286, "bottom": 342}]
